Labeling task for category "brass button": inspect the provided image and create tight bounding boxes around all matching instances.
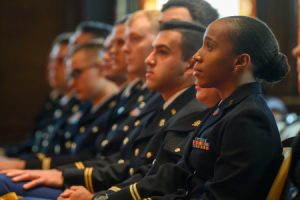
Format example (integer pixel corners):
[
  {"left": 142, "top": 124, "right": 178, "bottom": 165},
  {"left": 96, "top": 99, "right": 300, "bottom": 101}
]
[
  {"left": 174, "top": 148, "right": 181, "bottom": 153},
  {"left": 146, "top": 152, "right": 152, "bottom": 159},
  {"left": 65, "top": 141, "right": 72, "bottom": 148},
  {"left": 159, "top": 119, "right": 166, "bottom": 127},
  {"left": 123, "top": 137, "right": 129, "bottom": 145},
  {"left": 138, "top": 95, "right": 144, "bottom": 102},
  {"left": 139, "top": 102, "right": 146, "bottom": 109},
  {"left": 71, "top": 142, "right": 77, "bottom": 150},
  {"left": 72, "top": 105, "right": 79, "bottom": 112},
  {"left": 118, "top": 159, "right": 125, "bottom": 164},
  {"left": 79, "top": 126, "right": 85, "bottom": 133},
  {"left": 129, "top": 168, "right": 134, "bottom": 175},
  {"left": 111, "top": 124, "right": 118, "bottom": 131},
  {"left": 171, "top": 109, "right": 176, "bottom": 115},
  {"left": 92, "top": 126, "right": 99, "bottom": 133},
  {"left": 134, "top": 120, "right": 141, "bottom": 126},
  {"left": 101, "top": 139, "right": 109, "bottom": 147},
  {"left": 123, "top": 125, "right": 129, "bottom": 132},
  {"left": 192, "top": 120, "right": 201, "bottom": 127},
  {"left": 134, "top": 148, "right": 140, "bottom": 156}
]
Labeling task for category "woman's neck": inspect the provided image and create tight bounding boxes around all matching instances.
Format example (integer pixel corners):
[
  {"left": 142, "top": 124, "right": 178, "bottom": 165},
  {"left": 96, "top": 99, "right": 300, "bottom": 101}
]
[{"left": 217, "top": 72, "right": 255, "bottom": 100}]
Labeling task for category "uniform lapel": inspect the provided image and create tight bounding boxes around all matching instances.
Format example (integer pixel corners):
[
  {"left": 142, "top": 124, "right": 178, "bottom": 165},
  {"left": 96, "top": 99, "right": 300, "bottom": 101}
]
[
  {"left": 134, "top": 87, "right": 196, "bottom": 142},
  {"left": 183, "top": 82, "right": 263, "bottom": 166}
]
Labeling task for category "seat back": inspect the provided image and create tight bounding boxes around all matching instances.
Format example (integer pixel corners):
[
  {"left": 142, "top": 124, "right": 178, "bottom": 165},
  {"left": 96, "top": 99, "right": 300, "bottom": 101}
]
[
  {"left": 266, "top": 147, "right": 292, "bottom": 200},
  {"left": 291, "top": 135, "right": 300, "bottom": 188}
]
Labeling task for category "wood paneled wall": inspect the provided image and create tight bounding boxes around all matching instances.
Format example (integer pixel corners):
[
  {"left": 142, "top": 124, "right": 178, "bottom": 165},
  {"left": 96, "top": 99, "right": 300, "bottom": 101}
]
[
  {"left": 256, "top": 0, "right": 300, "bottom": 113},
  {"left": 0, "top": 0, "right": 114, "bottom": 144}
]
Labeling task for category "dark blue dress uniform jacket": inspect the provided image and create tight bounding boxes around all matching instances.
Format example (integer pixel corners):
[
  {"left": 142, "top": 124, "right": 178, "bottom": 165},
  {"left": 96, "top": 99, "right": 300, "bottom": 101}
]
[
  {"left": 103, "top": 98, "right": 209, "bottom": 192},
  {"left": 104, "top": 82, "right": 283, "bottom": 200},
  {"left": 6, "top": 95, "right": 85, "bottom": 158},
  {"left": 4, "top": 91, "right": 62, "bottom": 157},
  {"left": 24, "top": 81, "right": 156, "bottom": 169},
  {"left": 59, "top": 87, "right": 208, "bottom": 193},
  {"left": 0, "top": 87, "right": 205, "bottom": 199}
]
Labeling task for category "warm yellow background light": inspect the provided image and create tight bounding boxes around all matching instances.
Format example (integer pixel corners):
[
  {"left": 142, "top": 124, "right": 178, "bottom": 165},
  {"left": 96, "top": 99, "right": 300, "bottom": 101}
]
[{"left": 142, "top": 0, "right": 255, "bottom": 17}]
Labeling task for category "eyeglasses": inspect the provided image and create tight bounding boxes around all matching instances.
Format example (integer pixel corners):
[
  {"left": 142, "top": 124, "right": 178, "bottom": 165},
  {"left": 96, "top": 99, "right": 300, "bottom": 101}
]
[{"left": 69, "top": 63, "right": 98, "bottom": 79}]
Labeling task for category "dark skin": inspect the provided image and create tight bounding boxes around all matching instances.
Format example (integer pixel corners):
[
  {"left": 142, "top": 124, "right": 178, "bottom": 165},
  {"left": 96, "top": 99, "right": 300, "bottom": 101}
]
[{"left": 193, "top": 19, "right": 254, "bottom": 100}]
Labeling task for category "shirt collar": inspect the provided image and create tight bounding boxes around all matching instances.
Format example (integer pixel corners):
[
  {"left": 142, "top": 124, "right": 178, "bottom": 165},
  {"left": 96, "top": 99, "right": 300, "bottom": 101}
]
[{"left": 163, "top": 88, "right": 189, "bottom": 110}]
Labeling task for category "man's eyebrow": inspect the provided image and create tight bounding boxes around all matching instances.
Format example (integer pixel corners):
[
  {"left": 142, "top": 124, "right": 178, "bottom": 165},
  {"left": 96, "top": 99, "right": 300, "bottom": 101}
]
[{"left": 153, "top": 44, "right": 171, "bottom": 51}]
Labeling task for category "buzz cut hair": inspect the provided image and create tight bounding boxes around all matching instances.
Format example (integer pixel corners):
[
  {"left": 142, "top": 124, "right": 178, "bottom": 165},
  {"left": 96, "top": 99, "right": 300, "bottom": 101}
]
[
  {"left": 126, "top": 10, "right": 161, "bottom": 35},
  {"left": 52, "top": 32, "right": 73, "bottom": 47},
  {"left": 76, "top": 21, "right": 112, "bottom": 39},
  {"left": 69, "top": 41, "right": 103, "bottom": 57},
  {"left": 162, "top": 0, "right": 219, "bottom": 26},
  {"left": 159, "top": 20, "right": 206, "bottom": 61}
]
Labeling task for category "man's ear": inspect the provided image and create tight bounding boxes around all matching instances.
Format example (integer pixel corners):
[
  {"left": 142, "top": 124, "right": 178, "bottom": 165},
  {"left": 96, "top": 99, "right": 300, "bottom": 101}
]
[{"left": 234, "top": 53, "right": 251, "bottom": 72}]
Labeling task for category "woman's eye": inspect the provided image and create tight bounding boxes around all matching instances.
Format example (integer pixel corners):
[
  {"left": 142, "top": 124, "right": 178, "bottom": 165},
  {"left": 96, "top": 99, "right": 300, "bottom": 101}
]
[{"left": 206, "top": 43, "right": 213, "bottom": 51}]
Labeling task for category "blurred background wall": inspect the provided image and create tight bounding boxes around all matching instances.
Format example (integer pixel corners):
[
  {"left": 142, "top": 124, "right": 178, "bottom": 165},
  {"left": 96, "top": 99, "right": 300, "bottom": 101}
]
[{"left": 0, "top": 0, "right": 298, "bottom": 144}]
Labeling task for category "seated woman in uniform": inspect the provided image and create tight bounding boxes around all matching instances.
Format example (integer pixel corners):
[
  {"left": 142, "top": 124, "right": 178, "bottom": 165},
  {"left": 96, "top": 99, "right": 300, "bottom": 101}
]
[{"left": 85, "top": 16, "right": 290, "bottom": 200}]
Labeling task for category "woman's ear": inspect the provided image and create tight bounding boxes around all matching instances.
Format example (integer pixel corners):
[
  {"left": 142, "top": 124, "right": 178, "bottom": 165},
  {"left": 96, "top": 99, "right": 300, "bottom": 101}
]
[{"left": 234, "top": 53, "right": 251, "bottom": 72}]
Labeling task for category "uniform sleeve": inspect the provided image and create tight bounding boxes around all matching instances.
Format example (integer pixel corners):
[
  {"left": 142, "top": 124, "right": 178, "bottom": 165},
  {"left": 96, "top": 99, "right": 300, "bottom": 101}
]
[
  {"left": 61, "top": 159, "right": 131, "bottom": 192},
  {"left": 103, "top": 125, "right": 199, "bottom": 199},
  {"left": 56, "top": 156, "right": 112, "bottom": 171},
  {"left": 24, "top": 157, "right": 43, "bottom": 169},
  {"left": 201, "top": 109, "right": 282, "bottom": 200},
  {"left": 24, "top": 151, "right": 95, "bottom": 169},
  {"left": 105, "top": 162, "right": 190, "bottom": 200},
  {"left": 24, "top": 153, "right": 53, "bottom": 169},
  {"left": 107, "top": 165, "right": 149, "bottom": 190}
]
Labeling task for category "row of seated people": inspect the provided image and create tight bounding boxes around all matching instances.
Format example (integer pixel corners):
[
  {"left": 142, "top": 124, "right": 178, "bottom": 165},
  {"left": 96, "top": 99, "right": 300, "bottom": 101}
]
[
  {"left": 0, "top": 0, "right": 299, "bottom": 199},
  {"left": 0, "top": 1, "right": 219, "bottom": 199}
]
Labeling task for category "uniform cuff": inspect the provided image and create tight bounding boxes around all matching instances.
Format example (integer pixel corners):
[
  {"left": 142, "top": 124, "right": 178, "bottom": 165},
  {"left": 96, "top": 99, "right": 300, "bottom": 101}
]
[
  {"left": 62, "top": 167, "right": 94, "bottom": 193},
  {"left": 24, "top": 158, "right": 42, "bottom": 169},
  {"left": 62, "top": 168, "right": 85, "bottom": 188},
  {"left": 108, "top": 183, "right": 144, "bottom": 200}
]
